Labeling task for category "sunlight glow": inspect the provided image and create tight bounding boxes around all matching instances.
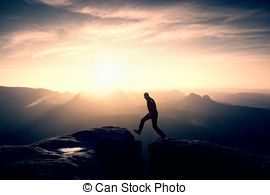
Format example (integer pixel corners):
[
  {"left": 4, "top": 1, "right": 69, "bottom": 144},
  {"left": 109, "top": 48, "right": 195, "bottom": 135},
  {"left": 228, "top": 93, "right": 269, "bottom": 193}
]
[
  {"left": 1, "top": 2, "right": 270, "bottom": 93},
  {"left": 97, "top": 65, "right": 120, "bottom": 88},
  {"left": 91, "top": 52, "right": 123, "bottom": 92}
]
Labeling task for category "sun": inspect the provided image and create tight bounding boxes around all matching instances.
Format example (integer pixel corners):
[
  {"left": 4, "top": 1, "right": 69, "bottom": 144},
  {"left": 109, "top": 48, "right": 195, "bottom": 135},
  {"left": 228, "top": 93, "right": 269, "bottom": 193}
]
[
  {"left": 97, "top": 65, "right": 120, "bottom": 88},
  {"left": 91, "top": 51, "right": 123, "bottom": 93}
]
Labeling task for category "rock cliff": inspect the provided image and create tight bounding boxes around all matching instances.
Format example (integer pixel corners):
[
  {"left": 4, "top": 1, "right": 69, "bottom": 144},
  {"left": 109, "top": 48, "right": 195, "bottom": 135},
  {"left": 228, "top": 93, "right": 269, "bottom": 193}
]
[
  {"left": 0, "top": 126, "right": 143, "bottom": 179},
  {"left": 149, "top": 138, "right": 270, "bottom": 179}
]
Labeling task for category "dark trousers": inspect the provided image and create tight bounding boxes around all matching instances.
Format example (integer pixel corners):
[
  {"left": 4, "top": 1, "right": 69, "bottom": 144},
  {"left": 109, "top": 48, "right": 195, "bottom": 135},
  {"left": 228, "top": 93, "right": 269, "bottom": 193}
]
[{"left": 138, "top": 112, "right": 166, "bottom": 138}]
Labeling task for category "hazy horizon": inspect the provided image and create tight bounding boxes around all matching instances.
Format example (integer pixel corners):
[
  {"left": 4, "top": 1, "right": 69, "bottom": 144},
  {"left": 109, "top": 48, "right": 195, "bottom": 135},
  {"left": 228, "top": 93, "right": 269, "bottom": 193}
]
[{"left": 2, "top": 84, "right": 270, "bottom": 96}]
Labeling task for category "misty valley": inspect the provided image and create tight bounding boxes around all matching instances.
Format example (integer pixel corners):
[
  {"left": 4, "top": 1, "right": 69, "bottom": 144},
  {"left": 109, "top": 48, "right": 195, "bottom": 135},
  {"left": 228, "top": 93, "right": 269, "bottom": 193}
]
[{"left": 1, "top": 86, "right": 270, "bottom": 156}]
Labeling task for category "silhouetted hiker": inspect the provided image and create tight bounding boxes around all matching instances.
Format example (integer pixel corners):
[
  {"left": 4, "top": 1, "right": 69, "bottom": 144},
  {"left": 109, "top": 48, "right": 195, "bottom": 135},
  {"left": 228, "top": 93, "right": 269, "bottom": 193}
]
[{"left": 134, "top": 92, "right": 166, "bottom": 139}]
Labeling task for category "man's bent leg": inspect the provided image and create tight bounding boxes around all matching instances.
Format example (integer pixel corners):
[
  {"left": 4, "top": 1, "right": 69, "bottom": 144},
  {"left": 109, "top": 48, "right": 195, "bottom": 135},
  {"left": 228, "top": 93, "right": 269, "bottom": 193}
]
[
  {"left": 137, "top": 114, "right": 151, "bottom": 134},
  {"left": 151, "top": 116, "right": 166, "bottom": 138}
]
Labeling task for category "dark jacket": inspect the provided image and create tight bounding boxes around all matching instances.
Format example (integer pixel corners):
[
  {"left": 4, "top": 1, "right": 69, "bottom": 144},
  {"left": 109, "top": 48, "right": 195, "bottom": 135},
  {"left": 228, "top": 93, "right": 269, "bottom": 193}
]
[{"left": 147, "top": 97, "right": 158, "bottom": 115}]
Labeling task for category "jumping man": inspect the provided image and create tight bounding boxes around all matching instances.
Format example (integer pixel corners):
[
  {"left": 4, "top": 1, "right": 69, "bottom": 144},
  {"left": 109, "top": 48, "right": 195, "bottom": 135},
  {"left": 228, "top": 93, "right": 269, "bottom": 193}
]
[{"left": 134, "top": 92, "right": 166, "bottom": 139}]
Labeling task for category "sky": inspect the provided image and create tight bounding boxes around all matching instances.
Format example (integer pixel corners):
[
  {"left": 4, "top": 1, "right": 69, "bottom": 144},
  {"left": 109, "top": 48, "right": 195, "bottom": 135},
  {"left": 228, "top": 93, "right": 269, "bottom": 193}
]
[{"left": 0, "top": 0, "right": 270, "bottom": 94}]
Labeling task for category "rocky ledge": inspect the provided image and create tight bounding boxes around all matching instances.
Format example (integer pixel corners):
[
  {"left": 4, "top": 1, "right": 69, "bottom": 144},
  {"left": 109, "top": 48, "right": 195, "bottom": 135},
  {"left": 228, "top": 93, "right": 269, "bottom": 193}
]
[
  {"left": 0, "top": 126, "right": 143, "bottom": 179},
  {"left": 1, "top": 127, "right": 270, "bottom": 179},
  {"left": 149, "top": 138, "right": 270, "bottom": 179}
]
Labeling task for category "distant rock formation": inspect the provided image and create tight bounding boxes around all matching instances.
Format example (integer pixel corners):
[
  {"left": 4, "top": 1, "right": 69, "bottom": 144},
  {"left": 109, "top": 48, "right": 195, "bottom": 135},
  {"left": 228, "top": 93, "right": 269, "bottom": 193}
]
[
  {"left": 202, "top": 95, "right": 212, "bottom": 102},
  {"left": 0, "top": 126, "right": 143, "bottom": 179},
  {"left": 181, "top": 93, "right": 214, "bottom": 107},
  {"left": 220, "top": 92, "right": 270, "bottom": 108},
  {"left": 149, "top": 138, "right": 270, "bottom": 179}
]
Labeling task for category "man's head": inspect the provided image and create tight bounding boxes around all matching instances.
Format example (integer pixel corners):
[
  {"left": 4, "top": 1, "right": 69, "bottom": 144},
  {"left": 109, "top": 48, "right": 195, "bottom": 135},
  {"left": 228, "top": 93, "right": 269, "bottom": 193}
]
[{"left": 144, "top": 92, "right": 150, "bottom": 100}]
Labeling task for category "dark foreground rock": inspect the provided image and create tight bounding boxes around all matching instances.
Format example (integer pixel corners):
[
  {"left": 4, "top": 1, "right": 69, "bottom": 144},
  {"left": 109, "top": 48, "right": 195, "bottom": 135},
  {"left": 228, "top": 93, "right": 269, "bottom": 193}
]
[
  {"left": 2, "top": 126, "right": 270, "bottom": 180},
  {"left": 149, "top": 138, "right": 270, "bottom": 179},
  {"left": 0, "top": 126, "right": 143, "bottom": 179}
]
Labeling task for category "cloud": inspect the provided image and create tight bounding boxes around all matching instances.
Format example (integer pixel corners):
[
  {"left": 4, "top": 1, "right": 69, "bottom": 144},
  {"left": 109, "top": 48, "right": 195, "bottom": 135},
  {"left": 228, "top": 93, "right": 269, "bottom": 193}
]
[
  {"left": 0, "top": 0, "right": 270, "bottom": 59},
  {"left": 3, "top": 30, "right": 59, "bottom": 49},
  {"left": 0, "top": 0, "right": 140, "bottom": 36},
  {"left": 0, "top": 0, "right": 95, "bottom": 36},
  {"left": 32, "top": 45, "right": 96, "bottom": 58},
  {"left": 55, "top": 0, "right": 270, "bottom": 10}
]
